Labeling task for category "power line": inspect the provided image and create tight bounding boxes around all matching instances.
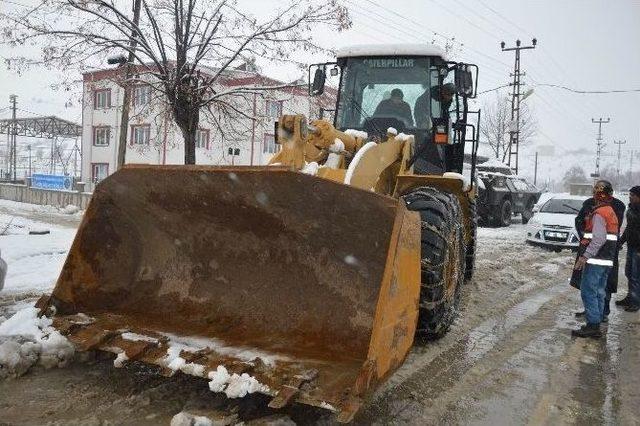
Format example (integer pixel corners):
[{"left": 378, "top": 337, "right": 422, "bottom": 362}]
[
  {"left": 478, "top": 84, "right": 511, "bottom": 95},
  {"left": 356, "top": 0, "right": 512, "bottom": 70},
  {"left": 533, "top": 84, "right": 640, "bottom": 94},
  {"left": 476, "top": 0, "right": 532, "bottom": 38}
]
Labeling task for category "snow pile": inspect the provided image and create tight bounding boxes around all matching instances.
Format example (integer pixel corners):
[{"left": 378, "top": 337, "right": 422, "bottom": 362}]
[
  {"left": 0, "top": 212, "right": 76, "bottom": 294},
  {"left": 386, "top": 127, "right": 398, "bottom": 136},
  {"left": 395, "top": 133, "right": 412, "bottom": 142},
  {"left": 479, "top": 158, "right": 511, "bottom": 170},
  {"left": 62, "top": 204, "right": 80, "bottom": 215},
  {"left": 329, "top": 139, "right": 345, "bottom": 153},
  {"left": 443, "top": 172, "right": 471, "bottom": 191},
  {"left": 160, "top": 333, "right": 287, "bottom": 367},
  {"left": 344, "top": 129, "right": 368, "bottom": 139},
  {"left": 207, "top": 365, "right": 269, "bottom": 398},
  {"left": 0, "top": 199, "right": 80, "bottom": 217},
  {"left": 170, "top": 412, "right": 213, "bottom": 426},
  {"left": 0, "top": 306, "right": 74, "bottom": 378},
  {"left": 113, "top": 352, "right": 129, "bottom": 368},
  {"left": 301, "top": 162, "right": 319, "bottom": 176},
  {"left": 121, "top": 332, "right": 160, "bottom": 343},
  {"left": 161, "top": 340, "right": 207, "bottom": 377}
]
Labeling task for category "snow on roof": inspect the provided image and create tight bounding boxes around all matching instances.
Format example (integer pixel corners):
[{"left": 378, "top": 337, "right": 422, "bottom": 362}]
[
  {"left": 547, "top": 194, "right": 590, "bottom": 201},
  {"left": 336, "top": 43, "right": 447, "bottom": 60},
  {"left": 478, "top": 158, "right": 511, "bottom": 169}
]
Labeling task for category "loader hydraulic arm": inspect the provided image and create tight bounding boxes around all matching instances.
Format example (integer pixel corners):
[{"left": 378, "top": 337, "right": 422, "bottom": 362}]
[{"left": 268, "top": 115, "right": 364, "bottom": 170}]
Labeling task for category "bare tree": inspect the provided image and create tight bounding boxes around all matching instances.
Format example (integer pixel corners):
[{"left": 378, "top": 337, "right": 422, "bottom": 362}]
[
  {"left": 480, "top": 92, "right": 537, "bottom": 162},
  {"left": 562, "top": 165, "right": 587, "bottom": 190},
  {"left": 1, "top": 0, "right": 350, "bottom": 164}
]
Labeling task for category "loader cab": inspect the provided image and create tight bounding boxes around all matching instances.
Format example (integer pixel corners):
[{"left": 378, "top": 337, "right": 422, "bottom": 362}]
[{"left": 310, "top": 44, "right": 479, "bottom": 177}]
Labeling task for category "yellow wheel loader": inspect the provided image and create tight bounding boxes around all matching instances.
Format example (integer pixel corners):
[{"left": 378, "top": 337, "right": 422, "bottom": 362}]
[{"left": 37, "top": 43, "right": 480, "bottom": 422}]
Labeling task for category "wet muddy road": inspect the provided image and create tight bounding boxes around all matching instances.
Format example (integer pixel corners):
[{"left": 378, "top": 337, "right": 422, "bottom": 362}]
[{"left": 1, "top": 221, "right": 639, "bottom": 425}]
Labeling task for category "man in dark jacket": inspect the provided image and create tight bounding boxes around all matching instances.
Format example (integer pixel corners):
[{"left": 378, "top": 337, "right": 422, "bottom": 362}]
[
  {"left": 618, "top": 186, "right": 640, "bottom": 312},
  {"left": 414, "top": 83, "right": 455, "bottom": 128},
  {"left": 373, "top": 88, "right": 414, "bottom": 127},
  {"left": 574, "top": 183, "right": 626, "bottom": 321}
]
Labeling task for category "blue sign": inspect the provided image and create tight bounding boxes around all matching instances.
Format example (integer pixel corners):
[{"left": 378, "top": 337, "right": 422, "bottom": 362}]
[{"left": 31, "top": 174, "right": 73, "bottom": 191}]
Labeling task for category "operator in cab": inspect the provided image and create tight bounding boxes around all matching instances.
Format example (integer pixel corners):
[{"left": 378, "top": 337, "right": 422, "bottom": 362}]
[
  {"left": 414, "top": 82, "right": 455, "bottom": 128},
  {"left": 373, "top": 88, "right": 414, "bottom": 127}
]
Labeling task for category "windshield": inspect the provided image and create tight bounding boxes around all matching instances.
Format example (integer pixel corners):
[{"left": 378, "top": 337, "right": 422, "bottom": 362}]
[
  {"left": 540, "top": 199, "right": 584, "bottom": 214},
  {"left": 335, "top": 56, "right": 449, "bottom": 131}
]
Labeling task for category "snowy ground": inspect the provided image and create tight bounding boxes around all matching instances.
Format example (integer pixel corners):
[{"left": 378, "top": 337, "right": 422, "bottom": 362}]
[{"left": 0, "top": 201, "right": 639, "bottom": 425}]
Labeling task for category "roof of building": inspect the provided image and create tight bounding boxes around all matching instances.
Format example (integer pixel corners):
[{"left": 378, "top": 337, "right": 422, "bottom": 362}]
[{"left": 336, "top": 43, "right": 447, "bottom": 60}]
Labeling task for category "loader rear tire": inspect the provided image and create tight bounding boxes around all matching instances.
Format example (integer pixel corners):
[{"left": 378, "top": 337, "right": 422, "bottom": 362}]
[{"left": 404, "top": 187, "right": 466, "bottom": 341}]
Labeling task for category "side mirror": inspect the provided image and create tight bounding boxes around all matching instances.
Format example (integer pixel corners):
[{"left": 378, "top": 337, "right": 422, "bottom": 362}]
[
  {"left": 454, "top": 64, "right": 474, "bottom": 97},
  {"left": 310, "top": 67, "right": 326, "bottom": 96}
]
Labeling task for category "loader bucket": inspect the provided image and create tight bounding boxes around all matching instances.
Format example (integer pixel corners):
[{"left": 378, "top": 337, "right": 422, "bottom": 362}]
[{"left": 42, "top": 165, "right": 421, "bottom": 422}]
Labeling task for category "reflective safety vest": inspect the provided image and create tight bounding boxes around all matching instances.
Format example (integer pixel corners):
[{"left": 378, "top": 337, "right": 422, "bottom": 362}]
[{"left": 580, "top": 204, "right": 619, "bottom": 266}]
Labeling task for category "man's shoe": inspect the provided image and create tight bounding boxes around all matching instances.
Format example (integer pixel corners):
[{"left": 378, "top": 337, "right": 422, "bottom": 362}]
[
  {"left": 624, "top": 305, "right": 640, "bottom": 312},
  {"left": 615, "top": 297, "right": 631, "bottom": 306},
  {"left": 571, "top": 323, "right": 602, "bottom": 338},
  {"left": 575, "top": 311, "right": 586, "bottom": 318}
]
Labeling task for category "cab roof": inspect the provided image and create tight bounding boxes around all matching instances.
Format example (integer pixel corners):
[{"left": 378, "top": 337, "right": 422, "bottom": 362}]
[{"left": 336, "top": 43, "right": 447, "bottom": 60}]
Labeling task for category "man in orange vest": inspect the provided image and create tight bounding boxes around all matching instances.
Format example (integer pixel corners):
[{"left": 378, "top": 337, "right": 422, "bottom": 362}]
[{"left": 572, "top": 180, "right": 620, "bottom": 338}]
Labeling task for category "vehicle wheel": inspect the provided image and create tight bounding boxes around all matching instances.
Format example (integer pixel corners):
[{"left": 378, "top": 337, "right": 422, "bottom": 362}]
[
  {"left": 521, "top": 200, "right": 534, "bottom": 224},
  {"left": 404, "top": 187, "right": 466, "bottom": 341},
  {"left": 464, "top": 197, "right": 477, "bottom": 282},
  {"left": 496, "top": 199, "right": 512, "bottom": 227}
]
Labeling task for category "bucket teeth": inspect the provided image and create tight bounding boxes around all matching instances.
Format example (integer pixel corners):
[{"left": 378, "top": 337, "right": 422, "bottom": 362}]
[{"left": 268, "top": 369, "right": 318, "bottom": 409}]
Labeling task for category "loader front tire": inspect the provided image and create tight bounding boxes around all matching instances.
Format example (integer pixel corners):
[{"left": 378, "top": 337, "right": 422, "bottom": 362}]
[
  {"left": 404, "top": 187, "right": 466, "bottom": 341},
  {"left": 464, "top": 197, "right": 477, "bottom": 282}
]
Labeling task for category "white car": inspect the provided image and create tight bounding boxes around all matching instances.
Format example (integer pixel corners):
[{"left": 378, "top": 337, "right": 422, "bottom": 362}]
[{"left": 526, "top": 195, "right": 588, "bottom": 251}]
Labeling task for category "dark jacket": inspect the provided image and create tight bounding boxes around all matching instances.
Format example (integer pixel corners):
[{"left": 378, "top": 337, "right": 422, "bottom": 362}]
[
  {"left": 620, "top": 203, "right": 640, "bottom": 250},
  {"left": 374, "top": 99, "right": 414, "bottom": 127},
  {"left": 574, "top": 197, "right": 625, "bottom": 292}
]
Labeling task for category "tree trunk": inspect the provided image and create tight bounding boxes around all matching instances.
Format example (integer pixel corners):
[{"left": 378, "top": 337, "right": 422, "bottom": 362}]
[
  {"left": 181, "top": 124, "right": 197, "bottom": 165},
  {"left": 173, "top": 102, "right": 199, "bottom": 165}
]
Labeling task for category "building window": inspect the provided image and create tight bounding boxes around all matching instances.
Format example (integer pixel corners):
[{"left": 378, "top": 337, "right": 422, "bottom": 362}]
[
  {"left": 196, "top": 129, "right": 210, "bottom": 149},
  {"left": 94, "top": 89, "right": 111, "bottom": 109},
  {"left": 131, "top": 124, "right": 151, "bottom": 145},
  {"left": 263, "top": 133, "right": 277, "bottom": 154},
  {"left": 265, "top": 100, "right": 282, "bottom": 118},
  {"left": 133, "top": 85, "right": 151, "bottom": 106},
  {"left": 91, "top": 163, "right": 109, "bottom": 183},
  {"left": 93, "top": 126, "right": 110, "bottom": 146}
]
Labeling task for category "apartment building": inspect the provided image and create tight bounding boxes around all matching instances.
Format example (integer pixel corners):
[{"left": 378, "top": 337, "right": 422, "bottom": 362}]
[{"left": 81, "top": 65, "right": 335, "bottom": 189}]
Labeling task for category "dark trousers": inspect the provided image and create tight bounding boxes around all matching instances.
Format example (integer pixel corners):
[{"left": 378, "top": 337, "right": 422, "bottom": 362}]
[{"left": 626, "top": 248, "right": 640, "bottom": 307}]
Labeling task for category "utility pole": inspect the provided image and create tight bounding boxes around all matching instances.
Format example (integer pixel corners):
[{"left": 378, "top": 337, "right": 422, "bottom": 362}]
[
  {"left": 115, "top": 0, "right": 142, "bottom": 170},
  {"left": 614, "top": 139, "right": 626, "bottom": 190},
  {"left": 9, "top": 95, "right": 17, "bottom": 182},
  {"left": 631, "top": 149, "right": 635, "bottom": 188},
  {"left": 27, "top": 144, "right": 32, "bottom": 178},
  {"left": 534, "top": 151, "right": 538, "bottom": 186},
  {"left": 591, "top": 117, "right": 610, "bottom": 178},
  {"left": 501, "top": 38, "right": 536, "bottom": 175}
]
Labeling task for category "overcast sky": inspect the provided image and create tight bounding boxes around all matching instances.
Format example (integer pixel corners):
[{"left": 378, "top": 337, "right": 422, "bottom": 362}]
[{"left": 1, "top": 0, "right": 639, "bottom": 183}]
